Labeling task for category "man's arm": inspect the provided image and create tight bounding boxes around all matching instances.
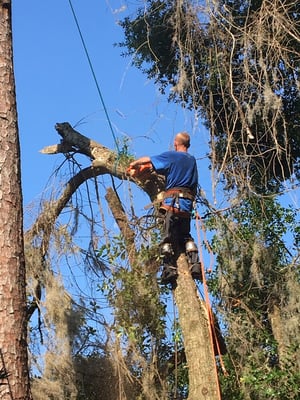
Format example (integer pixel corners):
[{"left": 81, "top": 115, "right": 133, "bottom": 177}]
[{"left": 129, "top": 156, "right": 152, "bottom": 168}]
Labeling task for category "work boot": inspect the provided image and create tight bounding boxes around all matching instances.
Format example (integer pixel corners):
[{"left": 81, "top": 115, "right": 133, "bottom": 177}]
[
  {"left": 160, "top": 266, "right": 178, "bottom": 286},
  {"left": 190, "top": 263, "right": 202, "bottom": 281}
]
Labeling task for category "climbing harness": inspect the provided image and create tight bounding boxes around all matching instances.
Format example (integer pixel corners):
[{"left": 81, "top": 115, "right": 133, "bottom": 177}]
[
  {"left": 159, "top": 205, "right": 190, "bottom": 217},
  {"left": 159, "top": 187, "right": 196, "bottom": 216},
  {"left": 163, "top": 187, "right": 195, "bottom": 201}
]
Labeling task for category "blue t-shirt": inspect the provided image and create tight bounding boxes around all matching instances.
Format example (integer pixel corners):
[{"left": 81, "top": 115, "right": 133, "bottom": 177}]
[{"left": 150, "top": 151, "right": 198, "bottom": 212}]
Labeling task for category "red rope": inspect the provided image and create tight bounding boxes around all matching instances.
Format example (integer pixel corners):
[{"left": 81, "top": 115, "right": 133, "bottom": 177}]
[{"left": 195, "top": 212, "right": 228, "bottom": 398}]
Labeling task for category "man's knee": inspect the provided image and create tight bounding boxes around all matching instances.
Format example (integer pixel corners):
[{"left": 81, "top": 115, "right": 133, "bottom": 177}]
[
  {"left": 185, "top": 239, "right": 198, "bottom": 252},
  {"left": 185, "top": 239, "right": 199, "bottom": 263},
  {"left": 185, "top": 239, "right": 202, "bottom": 281},
  {"left": 160, "top": 242, "right": 174, "bottom": 256}
]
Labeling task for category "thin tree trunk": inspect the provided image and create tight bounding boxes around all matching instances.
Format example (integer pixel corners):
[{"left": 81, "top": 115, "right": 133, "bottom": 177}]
[{"left": 0, "top": 1, "right": 32, "bottom": 398}]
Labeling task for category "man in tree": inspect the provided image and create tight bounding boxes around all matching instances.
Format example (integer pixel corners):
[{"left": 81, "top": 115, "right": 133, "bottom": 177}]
[{"left": 129, "top": 132, "right": 202, "bottom": 286}]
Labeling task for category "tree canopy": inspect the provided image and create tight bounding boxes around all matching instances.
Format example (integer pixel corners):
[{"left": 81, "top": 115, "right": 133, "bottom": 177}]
[{"left": 119, "top": 0, "right": 300, "bottom": 193}]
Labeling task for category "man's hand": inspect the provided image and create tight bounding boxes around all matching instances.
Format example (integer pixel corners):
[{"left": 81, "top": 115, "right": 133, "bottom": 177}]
[
  {"left": 129, "top": 156, "right": 152, "bottom": 168},
  {"left": 127, "top": 160, "right": 153, "bottom": 177}
]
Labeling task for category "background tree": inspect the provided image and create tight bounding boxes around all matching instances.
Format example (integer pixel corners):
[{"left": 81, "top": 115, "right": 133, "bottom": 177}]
[
  {"left": 0, "top": 1, "right": 32, "bottom": 399},
  {"left": 117, "top": 0, "right": 300, "bottom": 398},
  {"left": 209, "top": 197, "right": 300, "bottom": 399},
  {"left": 119, "top": 0, "right": 300, "bottom": 193}
]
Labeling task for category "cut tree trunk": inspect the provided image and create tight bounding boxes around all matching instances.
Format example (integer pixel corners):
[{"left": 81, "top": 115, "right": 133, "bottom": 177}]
[{"left": 175, "top": 254, "right": 220, "bottom": 400}]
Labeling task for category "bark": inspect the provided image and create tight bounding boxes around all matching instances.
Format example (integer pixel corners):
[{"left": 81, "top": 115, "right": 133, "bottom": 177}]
[
  {"left": 175, "top": 254, "right": 220, "bottom": 400},
  {"left": 105, "top": 187, "right": 135, "bottom": 247},
  {"left": 0, "top": 1, "right": 32, "bottom": 399},
  {"left": 37, "top": 122, "right": 221, "bottom": 399}
]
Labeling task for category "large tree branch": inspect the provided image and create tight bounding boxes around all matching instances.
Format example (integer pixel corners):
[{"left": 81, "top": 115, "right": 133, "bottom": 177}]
[
  {"left": 105, "top": 187, "right": 137, "bottom": 266},
  {"left": 26, "top": 123, "right": 163, "bottom": 318},
  {"left": 28, "top": 116, "right": 165, "bottom": 254},
  {"left": 40, "top": 122, "right": 165, "bottom": 201},
  {"left": 26, "top": 122, "right": 166, "bottom": 289}
]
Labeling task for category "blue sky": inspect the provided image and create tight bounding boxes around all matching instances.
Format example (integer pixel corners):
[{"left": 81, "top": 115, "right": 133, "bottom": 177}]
[{"left": 12, "top": 0, "right": 211, "bottom": 212}]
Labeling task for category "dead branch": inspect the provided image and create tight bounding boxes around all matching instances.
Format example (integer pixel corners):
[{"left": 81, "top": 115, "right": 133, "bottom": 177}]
[
  {"left": 39, "top": 122, "right": 165, "bottom": 201},
  {"left": 105, "top": 187, "right": 137, "bottom": 265}
]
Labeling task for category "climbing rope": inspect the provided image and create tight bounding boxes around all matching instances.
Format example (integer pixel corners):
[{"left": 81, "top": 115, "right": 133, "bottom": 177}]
[{"left": 67, "top": 0, "right": 120, "bottom": 153}]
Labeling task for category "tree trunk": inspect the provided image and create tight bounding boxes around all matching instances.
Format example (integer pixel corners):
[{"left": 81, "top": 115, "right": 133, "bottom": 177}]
[
  {"left": 175, "top": 254, "right": 220, "bottom": 400},
  {"left": 0, "top": 1, "right": 32, "bottom": 399}
]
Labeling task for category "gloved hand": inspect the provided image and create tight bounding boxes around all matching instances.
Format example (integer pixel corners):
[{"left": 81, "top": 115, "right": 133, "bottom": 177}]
[{"left": 126, "top": 162, "right": 152, "bottom": 177}]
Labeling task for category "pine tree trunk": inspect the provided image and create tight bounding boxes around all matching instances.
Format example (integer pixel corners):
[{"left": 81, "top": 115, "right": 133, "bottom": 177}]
[
  {"left": 174, "top": 254, "right": 220, "bottom": 400},
  {"left": 0, "top": 1, "right": 32, "bottom": 398}
]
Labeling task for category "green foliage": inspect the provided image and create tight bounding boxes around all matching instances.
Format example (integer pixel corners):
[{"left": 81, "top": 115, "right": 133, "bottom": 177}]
[
  {"left": 240, "top": 361, "right": 300, "bottom": 400},
  {"left": 118, "top": 1, "right": 179, "bottom": 91},
  {"left": 98, "top": 233, "right": 166, "bottom": 346},
  {"left": 207, "top": 195, "right": 300, "bottom": 399},
  {"left": 119, "top": 0, "right": 300, "bottom": 192},
  {"left": 116, "top": 136, "right": 135, "bottom": 168},
  {"left": 219, "top": 348, "right": 300, "bottom": 400},
  {"left": 97, "top": 233, "right": 183, "bottom": 398}
]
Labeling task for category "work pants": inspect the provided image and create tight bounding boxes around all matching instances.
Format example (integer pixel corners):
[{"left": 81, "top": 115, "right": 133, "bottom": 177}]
[{"left": 160, "top": 209, "right": 192, "bottom": 251}]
